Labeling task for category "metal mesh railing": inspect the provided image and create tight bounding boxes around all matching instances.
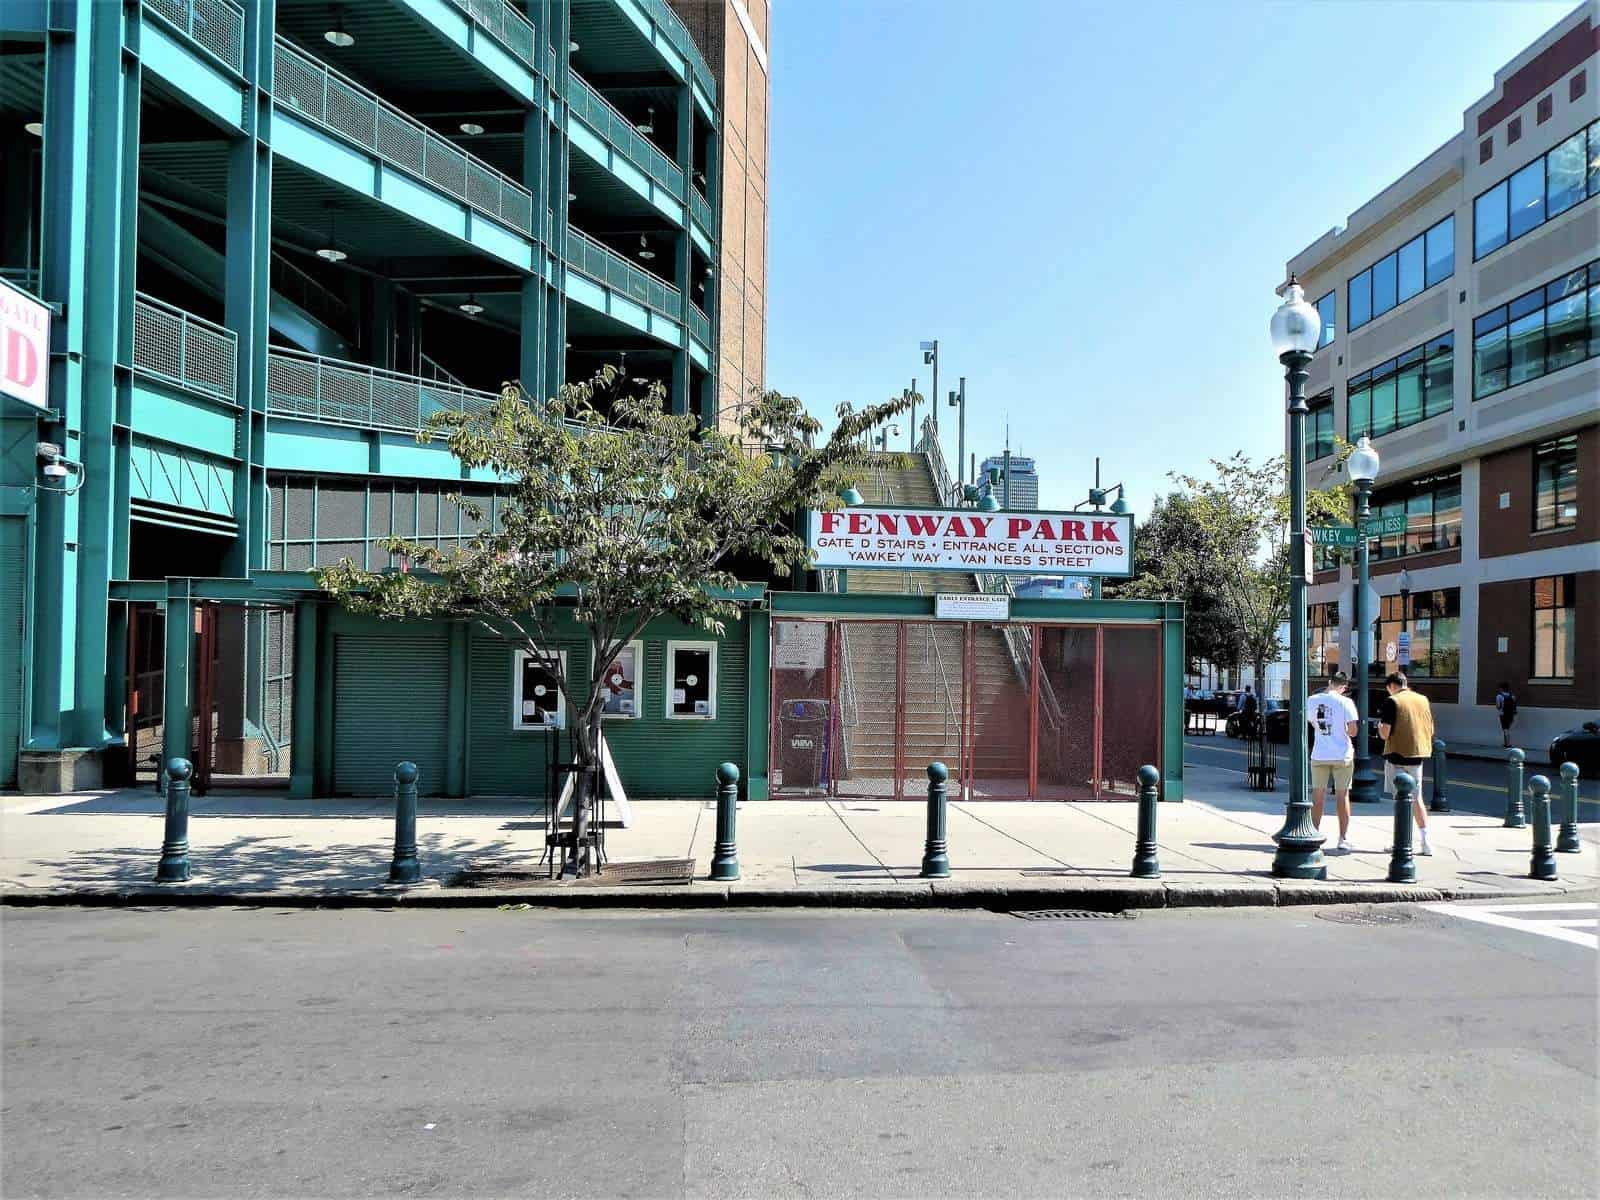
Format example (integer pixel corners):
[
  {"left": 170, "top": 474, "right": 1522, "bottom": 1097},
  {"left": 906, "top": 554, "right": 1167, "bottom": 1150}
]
[
  {"left": 445, "top": 0, "right": 537, "bottom": 70},
  {"left": 564, "top": 226, "right": 681, "bottom": 320},
  {"left": 689, "top": 301, "right": 711, "bottom": 347},
  {"left": 142, "top": 0, "right": 245, "bottom": 73},
  {"left": 266, "top": 347, "right": 499, "bottom": 434},
  {"left": 273, "top": 38, "right": 534, "bottom": 236},
  {"left": 566, "top": 70, "right": 684, "bottom": 197},
  {"left": 689, "top": 185, "right": 713, "bottom": 234},
  {"left": 132, "top": 294, "right": 239, "bottom": 404},
  {"left": 635, "top": 0, "right": 716, "bottom": 105}
]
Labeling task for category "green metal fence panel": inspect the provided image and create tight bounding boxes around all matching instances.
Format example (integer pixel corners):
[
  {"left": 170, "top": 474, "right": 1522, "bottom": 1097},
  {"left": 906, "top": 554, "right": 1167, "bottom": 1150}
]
[
  {"left": 332, "top": 633, "right": 451, "bottom": 796},
  {"left": 689, "top": 301, "right": 710, "bottom": 348},
  {"left": 564, "top": 226, "right": 681, "bottom": 320},
  {"left": 272, "top": 38, "right": 534, "bottom": 235},
  {"left": 445, "top": 0, "right": 537, "bottom": 70},
  {"left": 266, "top": 348, "right": 499, "bottom": 434},
  {"left": 142, "top": 0, "right": 245, "bottom": 74},
  {"left": 634, "top": 0, "right": 716, "bottom": 104},
  {"left": 566, "top": 70, "right": 684, "bottom": 197},
  {"left": 132, "top": 294, "right": 239, "bottom": 405},
  {"left": 0, "top": 518, "right": 23, "bottom": 788},
  {"left": 689, "top": 185, "right": 713, "bottom": 235}
]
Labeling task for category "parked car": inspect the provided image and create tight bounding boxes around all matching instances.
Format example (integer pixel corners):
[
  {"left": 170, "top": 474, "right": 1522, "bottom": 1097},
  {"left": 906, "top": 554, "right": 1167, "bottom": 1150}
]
[
  {"left": 1226, "top": 699, "right": 1284, "bottom": 739},
  {"left": 1549, "top": 722, "right": 1600, "bottom": 778}
]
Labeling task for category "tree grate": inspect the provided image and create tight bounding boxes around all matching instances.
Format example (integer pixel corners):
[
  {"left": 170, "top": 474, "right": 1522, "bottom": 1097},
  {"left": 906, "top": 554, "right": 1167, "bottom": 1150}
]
[{"left": 1008, "top": 909, "right": 1135, "bottom": 921}]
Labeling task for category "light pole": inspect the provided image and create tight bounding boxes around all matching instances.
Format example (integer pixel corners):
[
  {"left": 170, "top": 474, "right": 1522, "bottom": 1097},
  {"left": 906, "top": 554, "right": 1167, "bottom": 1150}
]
[
  {"left": 948, "top": 376, "right": 967, "bottom": 496},
  {"left": 1073, "top": 458, "right": 1130, "bottom": 601},
  {"left": 921, "top": 340, "right": 939, "bottom": 436},
  {"left": 873, "top": 425, "right": 901, "bottom": 452},
  {"left": 908, "top": 378, "right": 918, "bottom": 450},
  {"left": 1269, "top": 278, "right": 1327, "bottom": 879},
  {"left": 1347, "top": 435, "right": 1381, "bottom": 805},
  {"left": 1397, "top": 566, "right": 1412, "bottom": 673}
]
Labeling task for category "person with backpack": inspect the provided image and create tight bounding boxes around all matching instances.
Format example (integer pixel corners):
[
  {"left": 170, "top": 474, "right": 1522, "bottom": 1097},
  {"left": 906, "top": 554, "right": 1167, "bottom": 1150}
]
[{"left": 1495, "top": 682, "right": 1518, "bottom": 748}]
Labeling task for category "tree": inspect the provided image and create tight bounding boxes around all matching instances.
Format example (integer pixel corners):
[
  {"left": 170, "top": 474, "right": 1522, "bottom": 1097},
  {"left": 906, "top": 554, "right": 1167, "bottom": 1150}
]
[
  {"left": 316, "top": 367, "right": 907, "bottom": 875},
  {"left": 1119, "top": 452, "right": 1349, "bottom": 694}
]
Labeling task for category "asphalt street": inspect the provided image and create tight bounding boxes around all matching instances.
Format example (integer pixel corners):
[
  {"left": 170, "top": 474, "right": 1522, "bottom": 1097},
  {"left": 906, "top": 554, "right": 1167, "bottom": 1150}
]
[
  {"left": 3, "top": 900, "right": 1595, "bottom": 1199},
  {"left": 1184, "top": 732, "right": 1600, "bottom": 823}
]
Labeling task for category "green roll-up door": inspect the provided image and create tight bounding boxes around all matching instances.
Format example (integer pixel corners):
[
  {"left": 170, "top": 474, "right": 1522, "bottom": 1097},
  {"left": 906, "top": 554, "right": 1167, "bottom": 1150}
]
[
  {"left": 332, "top": 633, "right": 449, "bottom": 796},
  {"left": 0, "top": 518, "right": 23, "bottom": 788}
]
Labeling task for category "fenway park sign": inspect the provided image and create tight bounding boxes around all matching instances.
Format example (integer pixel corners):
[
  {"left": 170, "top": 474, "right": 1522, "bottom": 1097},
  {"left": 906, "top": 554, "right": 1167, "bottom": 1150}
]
[{"left": 807, "top": 506, "right": 1134, "bottom": 577}]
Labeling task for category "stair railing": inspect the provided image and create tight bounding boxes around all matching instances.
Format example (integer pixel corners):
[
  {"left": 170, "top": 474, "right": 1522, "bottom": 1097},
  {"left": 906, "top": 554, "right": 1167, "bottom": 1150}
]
[
  {"left": 915, "top": 413, "right": 959, "bottom": 505},
  {"left": 911, "top": 576, "right": 959, "bottom": 748}
]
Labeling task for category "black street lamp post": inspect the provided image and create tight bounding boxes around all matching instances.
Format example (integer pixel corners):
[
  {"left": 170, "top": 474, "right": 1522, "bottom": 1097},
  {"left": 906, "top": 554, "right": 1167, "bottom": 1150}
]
[
  {"left": 1348, "top": 436, "right": 1381, "bottom": 805},
  {"left": 1270, "top": 279, "right": 1328, "bottom": 880}
]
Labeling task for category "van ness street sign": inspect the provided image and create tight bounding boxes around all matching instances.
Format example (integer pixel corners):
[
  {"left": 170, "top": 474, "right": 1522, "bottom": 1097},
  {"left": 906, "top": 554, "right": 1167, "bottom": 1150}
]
[{"left": 807, "top": 507, "right": 1134, "bottom": 576}]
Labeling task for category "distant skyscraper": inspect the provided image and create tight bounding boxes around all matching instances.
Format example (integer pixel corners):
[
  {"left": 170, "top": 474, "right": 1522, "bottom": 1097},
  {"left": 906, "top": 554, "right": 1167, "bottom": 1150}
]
[{"left": 980, "top": 454, "right": 1039, "bottom": 510}]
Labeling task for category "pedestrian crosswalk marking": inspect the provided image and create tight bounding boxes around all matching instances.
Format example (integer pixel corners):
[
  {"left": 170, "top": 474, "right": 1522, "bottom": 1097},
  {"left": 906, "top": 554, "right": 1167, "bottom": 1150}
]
[{"left": 1420, "top": 903, "right": 1598, "bottom": 950}]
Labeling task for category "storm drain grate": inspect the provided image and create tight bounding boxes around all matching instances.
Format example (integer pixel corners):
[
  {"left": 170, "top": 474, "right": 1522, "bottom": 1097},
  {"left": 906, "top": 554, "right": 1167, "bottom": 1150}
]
[
  {"left": 1314, "top": 907, "right": 1413, "bottom": 926},
  {"left": 450, "top": 858, "right": 696, "bottom": 889},
  {"left": 1008, "top": 909, "right": 1135, "bottom": 921}
]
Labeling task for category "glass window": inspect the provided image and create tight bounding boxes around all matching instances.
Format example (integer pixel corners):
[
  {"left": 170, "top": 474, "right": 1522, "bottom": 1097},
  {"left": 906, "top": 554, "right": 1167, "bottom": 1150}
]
[
  {"left": 1423, "top": 333, "right": 1453, "bottom": 417},
  {"left": 1548, "top": 130, "right": 1588, "bottom": 218},
  {"left": 1349, "top": 269, "right": 1372, "bottom": 329},
  {"left": 1590, "top": 123, "right": 1600, "bottom": 198},
  {"left": 666, "top": 641, "right": 717, "bottom": 719},
  {"left": 1425, "top": 216, "right": 1454, "bottom": 287},
  {"left": 1546, "top": 268, "right": 1589, "bottom": 371},
  {"left": 513, "top": 650, "right": 567, "bottom": 730},
  {"left": 1506, "top": 301, "right": 1545, "bottom": 388},
  {"left": 1473, "top": 314, "right": 1509, "bottom": 397},
  {"left": 1508, "top": 159, "right": 1546, "bottom": 240},
  {"left": 599, "top": 641, "right": 644, "bottom": 719},
  {"left": 1475, "top": 180, "right": 1508, "bottom": 258},
  {"left": 1371, "top": 253, "right": 1397, "bottom": 317},
  {"left": 1433, "top": 476, "right": 1461, "bottom": 549},
  {"left": 1368, "top": 367, "right": 1396, "bottom": 437},
  {"left": 1347, "top": 376, "right": 1371, "bottom": 440},
  {"left": 1397, "top": 237, "right": 1425, "bottom": 302},
  {"left": 1532, "top": 575, "right": 1576, "bottom": 680},
  {"left": 1534, "top": 435, "right": 1579, "bottom": 531},
  {"left": 1404, "top": 491, "right": 1433, "bottom": 555},
  {"left": 1309, "top": 399, "right": 1335, "bottom": 461},
  {"left": 1395, "top": 350, "right": 1424, "bottom": 429},
  {"left": 1590, "top": 261, "right": 1600, "bottom": 355},
  {"left": 1315, "top": 291, "right": 1336, "bottom": 349}
]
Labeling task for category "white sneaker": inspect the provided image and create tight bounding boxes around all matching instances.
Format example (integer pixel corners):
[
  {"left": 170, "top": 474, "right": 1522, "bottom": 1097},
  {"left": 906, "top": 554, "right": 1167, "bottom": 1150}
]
[
  {"left": 1418, "top": 833, "right": 1433, "bottom": 856},
  {"left": 1336, "top": 837, "right": 1352, "bottom": 853}
]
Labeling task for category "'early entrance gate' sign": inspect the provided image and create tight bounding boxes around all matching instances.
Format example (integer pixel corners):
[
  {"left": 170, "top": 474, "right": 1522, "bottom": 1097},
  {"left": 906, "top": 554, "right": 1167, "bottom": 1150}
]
[{"left": 807, "top": 507, "right": 1134, "bottom": 576}]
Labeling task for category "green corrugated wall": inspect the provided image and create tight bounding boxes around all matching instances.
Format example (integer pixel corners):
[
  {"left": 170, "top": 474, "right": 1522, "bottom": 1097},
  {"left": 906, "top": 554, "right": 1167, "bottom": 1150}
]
[
  {"left": 0, "top": 518, "right": 24, "bottom": 788},
  {"left": 332, "top": 632, "right": 451, "bottom": 796},
  {"left": 463, "top": 617, "right": 748, "bottom": 799}
]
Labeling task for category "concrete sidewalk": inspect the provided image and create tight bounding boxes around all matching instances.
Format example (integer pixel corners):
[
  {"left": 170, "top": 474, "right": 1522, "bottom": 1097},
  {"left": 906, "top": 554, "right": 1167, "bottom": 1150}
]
[{"left": 2, "top": 762, "right": 1595, "bottom": 908}]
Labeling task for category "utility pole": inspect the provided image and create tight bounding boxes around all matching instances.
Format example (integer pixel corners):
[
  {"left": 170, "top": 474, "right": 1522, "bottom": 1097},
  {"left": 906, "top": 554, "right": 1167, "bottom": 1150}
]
[
  {"left": 921, "top": 340, "right": 939, "bottom": 436},
  {"left": 908, "top": 377, "right": 918, "bottom": 450},
  {"left": 949, "top": 376, "right": 967, "bottom": 493}
]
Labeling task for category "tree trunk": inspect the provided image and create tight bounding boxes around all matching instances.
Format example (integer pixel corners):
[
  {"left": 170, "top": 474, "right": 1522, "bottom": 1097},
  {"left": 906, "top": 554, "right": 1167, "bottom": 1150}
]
[{"left": 565, "top": 697, "right": 603, "bottom": 878}]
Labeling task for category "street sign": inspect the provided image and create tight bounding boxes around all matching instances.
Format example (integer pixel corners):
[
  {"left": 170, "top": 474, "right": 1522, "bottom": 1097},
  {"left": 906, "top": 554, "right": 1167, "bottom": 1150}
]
[
  {"left": 1361, "top": 513, "right": 1407, "bottom": 536},
  {"left": 1310, "top": 524, "right": 1359, "bottom": 547},
  {"left": 1397, "top": 630, "right": 1411, "bottom": 667}
]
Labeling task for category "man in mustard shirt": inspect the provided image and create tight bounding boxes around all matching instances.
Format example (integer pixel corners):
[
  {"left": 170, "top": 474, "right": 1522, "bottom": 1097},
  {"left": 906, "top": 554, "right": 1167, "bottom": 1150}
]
[{"left": 1378, "top": 670, "right": 1434, "bottom": 856}]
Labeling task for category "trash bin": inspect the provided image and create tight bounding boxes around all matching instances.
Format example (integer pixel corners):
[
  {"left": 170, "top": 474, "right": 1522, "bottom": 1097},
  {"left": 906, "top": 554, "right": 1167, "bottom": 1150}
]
[
  {"left": 1247, "top": 733, "right": 1277, "bottom": 791},
  {"left": 779, "top": 698, "right": 830, "bottom": 789}
]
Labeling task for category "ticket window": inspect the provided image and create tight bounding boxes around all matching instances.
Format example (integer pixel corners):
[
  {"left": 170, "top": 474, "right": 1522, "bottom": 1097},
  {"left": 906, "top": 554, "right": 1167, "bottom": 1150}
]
[
  {"left": 512, "top": 649, "right": 567, "bottom": 730},
  {"left": 599, "top": 641, "right": 644, "bottom": 720},
  {"left": 666, "top": 641, "right": 716, "bottom": 720}
]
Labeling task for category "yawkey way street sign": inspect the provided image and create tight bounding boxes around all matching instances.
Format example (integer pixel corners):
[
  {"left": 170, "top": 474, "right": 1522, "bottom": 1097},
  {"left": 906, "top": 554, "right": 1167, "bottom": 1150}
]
[{"left": 1310, "top": 513, "right": 1407, "bottom": 547}]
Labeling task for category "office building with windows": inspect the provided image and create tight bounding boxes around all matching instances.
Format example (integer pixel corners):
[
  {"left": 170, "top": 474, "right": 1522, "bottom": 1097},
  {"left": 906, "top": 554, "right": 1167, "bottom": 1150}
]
[
  {"left": 979, "top": 454, "right": 1039, "bottom": 510},
  {"left": 0, "top": 0, "right": 765, "bottom": 792},
  {"left": 1285, "top": 1, "right": 1598, "bottom": 747}
]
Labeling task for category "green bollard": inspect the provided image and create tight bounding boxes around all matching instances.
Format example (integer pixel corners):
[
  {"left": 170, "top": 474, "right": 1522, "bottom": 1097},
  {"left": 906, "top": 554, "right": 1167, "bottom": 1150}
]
[
  {"left": 1131, "top": 764, "right": 1161, "bottom": 879},
  {"left": 389, "top": 761, "right": 421, "bottom": 884},
  {"left": 1387, "top": 771, "right": 1417, "bottom": 884},
  {"left": 154, "top": 757, "right": 194, "bottom": 883},
  {"left": 1528, "top": 775, "right": 1557, "bottom": 881},
  {"left": 1502, "top": 748, "right": 1526, "bottom": 829},
  {"left": 1555, "top": 762, "right": 1581, "bottom": 854},
  {"left": 920, "top": 761, "right": 950, "bottom": 879},
  {"left": 1429, "top": 738, "right": 1450, "bottom": 813},
  {"left": 709, "top": 762, "right": 740, "bottom": 881}
]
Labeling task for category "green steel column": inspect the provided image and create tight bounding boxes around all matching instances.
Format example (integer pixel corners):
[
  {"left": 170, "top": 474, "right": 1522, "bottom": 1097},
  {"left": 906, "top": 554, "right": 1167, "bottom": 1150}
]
[
  {"left": 445, "top": 621, "right": 468, "bottom": 796},
  {"left": 743, "top": 608, "right": 770, "bottom": 800},
  {"left": 670, "top": 81, "right": 693, "bottom": 418},
  {"left": 1162, "top": 604, "right": 1185, "bottom": 800},
  {"left": 519, "top": 83, "right": 548, "bottom": 401},
  {"left": 1349, "top": 480, "right": 1379, "bottom": 804},
  {"left": 162, "top": 585, "right": 194, "bottom": 768},
  {"left": 288, "top": 599, "right": 319, "bottom": 798}
]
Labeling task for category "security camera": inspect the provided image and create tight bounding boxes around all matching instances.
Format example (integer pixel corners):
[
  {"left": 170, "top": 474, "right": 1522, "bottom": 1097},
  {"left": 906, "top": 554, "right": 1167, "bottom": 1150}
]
[
  {"left": 42, "top": 462, "right": 68, "bottom": 480},
  {"left": 35, "top": 442, "right": 61, "bottom": 459}
]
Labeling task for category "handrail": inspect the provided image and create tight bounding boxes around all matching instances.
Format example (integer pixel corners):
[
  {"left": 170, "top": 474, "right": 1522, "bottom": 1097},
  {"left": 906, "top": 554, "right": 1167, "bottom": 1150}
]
[
  {"left": 689, "top": 185, "right": 714, "bottom": 234},
  {"left": 910, "top": 577, "right": 960, "bottom": 749},
  {"left": 688, "top": 301, "right": 711, "bottom": 348},
  {"left": 916, "top": 413, "right": 959, "bottom": 504},
  {"left": 272, "top": 37, "right": 534, "bottom": 236},
  {"left": 419, "top": 352, "right": 464, "bottom": 388},
  {"left": 132, "top": 293, "right": 239, "bottom": 405},
  {"left": 444, "top": 0, "right": 537, "bottom": 71},
  {"left": 142, "top": 0, "right": 245, "bottom": 74},
  {"left": 567, "top": 69, "right": 685, "bottom": 197},
  {"left": 634, "top": 0, "right": 717, "bottom": 105},
  {"left": 265, "top": 346, "right": 499, "bottom": 434},
  {"left": 564, "top": 224, "right": 681, "bottom": 320},
  {"left": 271, "top": 250, "right": 351, "bottom": 332}
]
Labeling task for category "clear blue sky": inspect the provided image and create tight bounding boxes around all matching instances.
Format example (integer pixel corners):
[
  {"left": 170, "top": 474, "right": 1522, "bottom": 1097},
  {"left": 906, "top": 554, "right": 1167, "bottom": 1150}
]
[{"left": 766, "top": 0, "right": 1577, "bottom": 512}]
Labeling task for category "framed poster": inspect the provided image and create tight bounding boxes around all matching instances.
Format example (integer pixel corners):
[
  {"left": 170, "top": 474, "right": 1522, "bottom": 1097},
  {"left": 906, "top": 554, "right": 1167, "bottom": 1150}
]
[
  {"left": 665, "top": 640, "right": 716, "bottom": 720},
  {"left": 599, "top": 640, "right": 644, "bottom": 719},
  {"left": 512, "top": 649, "right": 567, "bottom": 730}
]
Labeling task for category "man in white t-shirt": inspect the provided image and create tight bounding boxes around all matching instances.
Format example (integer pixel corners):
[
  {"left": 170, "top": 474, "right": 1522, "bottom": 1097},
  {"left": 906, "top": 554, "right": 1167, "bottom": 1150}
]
[{"left": 1308, "top": 671, "right": 1360, "bottom": 852}]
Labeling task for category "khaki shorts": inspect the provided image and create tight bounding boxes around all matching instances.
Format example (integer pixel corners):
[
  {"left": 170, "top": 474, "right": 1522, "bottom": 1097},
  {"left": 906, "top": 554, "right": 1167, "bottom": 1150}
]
[
  {"left": 1384, "top": 758, "right": 1426, "bottom": 799},
  {"left": 1310, "top": 760, "right": 1354, "bottom": 793}
]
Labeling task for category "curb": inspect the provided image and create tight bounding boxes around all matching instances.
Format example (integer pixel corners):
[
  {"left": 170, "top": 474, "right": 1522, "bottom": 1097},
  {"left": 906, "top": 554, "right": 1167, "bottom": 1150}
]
[{"left": 1, "top": 878, "right": 1575, "bottom": 911}]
